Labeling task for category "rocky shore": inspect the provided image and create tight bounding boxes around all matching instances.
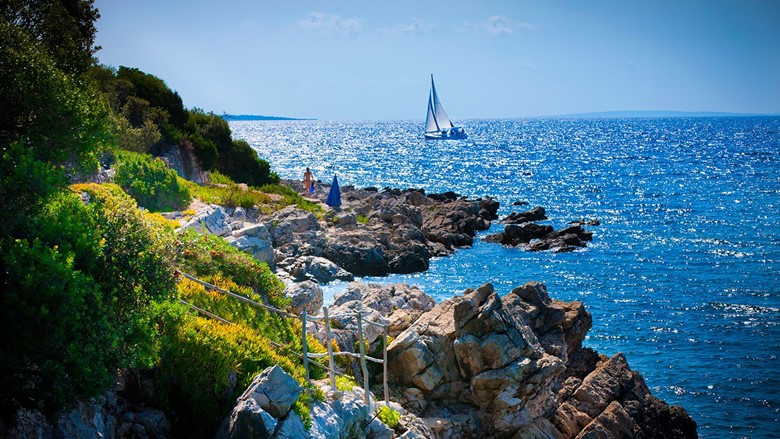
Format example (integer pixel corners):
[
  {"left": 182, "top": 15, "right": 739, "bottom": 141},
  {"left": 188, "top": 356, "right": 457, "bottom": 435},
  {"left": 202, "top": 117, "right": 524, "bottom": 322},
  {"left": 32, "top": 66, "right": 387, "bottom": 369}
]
[
  {"left": 196, "top": 181, "right": 696, "bottom": 438},
  {"left": 214, "top": 280, "right": 697, "bottom": 439},
  {"left": 7, "top": 181, "right": 697, "bottom": 438}
]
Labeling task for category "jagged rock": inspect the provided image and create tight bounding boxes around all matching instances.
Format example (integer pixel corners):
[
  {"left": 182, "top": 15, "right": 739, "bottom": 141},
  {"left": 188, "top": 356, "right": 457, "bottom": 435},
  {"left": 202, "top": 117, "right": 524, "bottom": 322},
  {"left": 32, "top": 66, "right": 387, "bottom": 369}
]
[
  {"left": 158, "top": 141, "right": 210, "bottom": 184},
  {"left": 277, "top": 255, "right": 354, "bottom": 284},
  {"left": 485, "top": 215, "right": 594, "bottom": 253},
  {"left": 502, "top": 206, "right": 547, "bottom": 224},
  {"left": 216, "top": 365, "right": 301, "bottom": 439},
  {"left": 225, "top": 234, "right": 274, "bottom": 266},
  {"left": 386, "top": 281, "right": 695, "bottom": 438},
  {"left": 332, "top": 282, "right": 436, "bottom": 338},
  {"left": 182, "top": 204, "right": 232, "bottom": 236},
  {"left": 484, "top": 222, "right": 554, "bottom": 246},
  {"left": 284, "top": 280, "right": 324, "bottom": 316}
]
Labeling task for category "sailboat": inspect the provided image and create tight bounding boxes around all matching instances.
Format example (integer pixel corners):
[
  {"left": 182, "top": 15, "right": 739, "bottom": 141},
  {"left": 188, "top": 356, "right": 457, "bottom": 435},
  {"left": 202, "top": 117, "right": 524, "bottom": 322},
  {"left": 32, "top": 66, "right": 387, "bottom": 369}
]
[{"left": 424, "top": 75, "right": 466, "bottom": 140}]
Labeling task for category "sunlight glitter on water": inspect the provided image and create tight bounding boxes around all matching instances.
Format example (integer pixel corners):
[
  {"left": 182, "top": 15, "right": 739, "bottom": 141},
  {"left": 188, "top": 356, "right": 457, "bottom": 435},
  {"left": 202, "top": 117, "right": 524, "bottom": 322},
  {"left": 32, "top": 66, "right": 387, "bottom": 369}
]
[{"left": 232, "top": 117, "right": 780, "bottom": 438}]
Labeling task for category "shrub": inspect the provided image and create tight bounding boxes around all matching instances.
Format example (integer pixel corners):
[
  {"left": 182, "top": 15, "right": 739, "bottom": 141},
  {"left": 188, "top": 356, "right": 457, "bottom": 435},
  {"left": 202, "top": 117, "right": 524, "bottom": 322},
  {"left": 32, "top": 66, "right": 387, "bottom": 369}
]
[
  {"left": 174, "top": 229, "right": 286, "bottom": 308},
  {"left": 113, "top": 150, "right": 191, "bottom": 211},
  {"left": 376, "top": 405, "right": 400, "bottom": 429},
  {"left": 0, "top": 183, "right": 177, "bottom": 423},
  {"left": 216, "top": 140, "right": 280, "bottom": 187}
]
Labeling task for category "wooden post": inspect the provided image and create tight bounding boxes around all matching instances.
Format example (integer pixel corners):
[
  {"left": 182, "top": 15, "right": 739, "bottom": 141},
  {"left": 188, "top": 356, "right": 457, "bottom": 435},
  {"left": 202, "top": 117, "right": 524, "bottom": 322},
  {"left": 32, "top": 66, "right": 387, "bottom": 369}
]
[
  {"left": 383, "top": 323, "right": 389, "bottom": 407},
  {"left": 357, "top": 309, "right": 370, "bottom": 408},
  {"left": 302, "top": 308, "right": 309, "bottom": 382},
  {"left": 324, "top": 306, "right": 336, "bottom": 389}
]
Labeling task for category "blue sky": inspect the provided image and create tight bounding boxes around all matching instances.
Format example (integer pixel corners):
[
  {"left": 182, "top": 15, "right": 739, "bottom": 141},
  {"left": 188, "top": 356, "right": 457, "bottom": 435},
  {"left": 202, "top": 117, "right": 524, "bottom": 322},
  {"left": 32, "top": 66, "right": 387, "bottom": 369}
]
[{"left": 94, "top": 0, "right": 780, "bottom": 120}]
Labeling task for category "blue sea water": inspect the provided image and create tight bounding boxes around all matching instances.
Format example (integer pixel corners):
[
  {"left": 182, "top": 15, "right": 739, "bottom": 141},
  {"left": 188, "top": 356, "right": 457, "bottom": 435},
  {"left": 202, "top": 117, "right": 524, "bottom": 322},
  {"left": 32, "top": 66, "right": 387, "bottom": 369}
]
[{"left": 231, "top": 117, "right": 780, "bottom": 438}]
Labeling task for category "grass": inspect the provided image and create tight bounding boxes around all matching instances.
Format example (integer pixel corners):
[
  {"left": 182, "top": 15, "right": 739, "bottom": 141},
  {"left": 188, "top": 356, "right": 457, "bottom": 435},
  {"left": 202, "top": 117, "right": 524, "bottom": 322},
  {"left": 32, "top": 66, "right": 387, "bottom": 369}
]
[{"left": 181, "top": 174, "right": 322, "bottom": 216}]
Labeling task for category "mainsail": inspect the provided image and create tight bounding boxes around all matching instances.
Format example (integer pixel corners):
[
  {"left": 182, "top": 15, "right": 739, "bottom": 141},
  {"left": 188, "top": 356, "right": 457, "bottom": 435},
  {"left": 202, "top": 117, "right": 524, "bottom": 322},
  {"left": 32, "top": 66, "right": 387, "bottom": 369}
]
[
  {"left": 430, "top": 76, "right": 453, "bottom": 130},
  {"left": 424, "top": 74, "right": 465, "bottom": 139},
  {"left": 425, "top": 91, "right": 439, "bottom": 132}
]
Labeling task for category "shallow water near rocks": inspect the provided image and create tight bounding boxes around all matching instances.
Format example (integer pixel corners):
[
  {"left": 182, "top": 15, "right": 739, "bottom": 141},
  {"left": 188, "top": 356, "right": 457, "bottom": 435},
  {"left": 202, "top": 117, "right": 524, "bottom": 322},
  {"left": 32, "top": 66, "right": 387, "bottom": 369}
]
[{"left": 231, "top": 117, "right": 780, "bottom": 438}]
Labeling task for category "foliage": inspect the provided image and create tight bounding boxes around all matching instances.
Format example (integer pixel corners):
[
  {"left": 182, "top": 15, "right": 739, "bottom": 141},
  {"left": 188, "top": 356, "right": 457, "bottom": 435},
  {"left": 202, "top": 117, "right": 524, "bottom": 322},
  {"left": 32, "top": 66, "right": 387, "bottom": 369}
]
[
  {"left": 1, "top": 0, "right": 101, "bottom": 75},
  {"left": 156, "top": 306, "right": 323, "bottom": 436},
  {"left": 117, "top": 66, "right": 187, "bottom": 129},
  {"left": 0, "top": 20, "right": 113, "bottom": 171},
  {"left": 72, "top": 183, "right": 178, "bottom": 365},
  {"left": 376, "top": 405, "right": 401, "bottom": 429},
  {"left": 186, "top": 108, "right": 232, "bottom": 151},
  {"left": 335, "top": 375, "right": 357, "bottom": 392},
  {"left": 259, "top": 183, "right": 322, "bottom": 215},
  {"left": 357, "top": 215, "right": 369, "bottom": 225},
  {"left": 184, "top": 133, "right": 218, "bottom": 171},
  {"left": 0, "top": 183, "right": 177, "bottom": 423},
  {"left": 217, "top": 139, "right": 280, "bottom": 187},
  {"left": 113, "top": 150, "right": 192, "bottom": 211},
  {"left": 183, "top": 179, "right": 272, "bottom": 209},
  {"left": 209, "top": 170, "right": 235, "bottom": 185},
  {"left": 174, "top": 229, "right": 286, "bottom": 308}
]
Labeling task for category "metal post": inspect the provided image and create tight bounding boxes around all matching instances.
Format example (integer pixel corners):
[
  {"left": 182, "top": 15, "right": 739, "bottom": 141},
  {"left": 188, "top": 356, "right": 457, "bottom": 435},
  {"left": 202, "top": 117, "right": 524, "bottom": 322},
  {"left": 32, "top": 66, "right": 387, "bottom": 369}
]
[
  {"left": 323, "top": 306, "right": 336, "bottom": 389},
  {"left": 357, "top": 309, "right": 370, "bottom": 408},
  {"left": 383, "top": 323, "right": 389, "bottom": 407},
  {"left": 302, "top": 308, "right": 309, "bottom": 382}
]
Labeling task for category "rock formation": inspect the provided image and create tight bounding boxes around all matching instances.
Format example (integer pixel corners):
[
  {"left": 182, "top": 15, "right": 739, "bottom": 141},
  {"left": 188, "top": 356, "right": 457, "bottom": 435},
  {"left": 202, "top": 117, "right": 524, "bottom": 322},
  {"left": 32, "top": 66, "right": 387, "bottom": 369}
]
[
  {"left": 484, "top": 206, "right": 595, "bottom": 253},
  {"left": 385, "top": 282, "right": 697, "bottom": 438}
]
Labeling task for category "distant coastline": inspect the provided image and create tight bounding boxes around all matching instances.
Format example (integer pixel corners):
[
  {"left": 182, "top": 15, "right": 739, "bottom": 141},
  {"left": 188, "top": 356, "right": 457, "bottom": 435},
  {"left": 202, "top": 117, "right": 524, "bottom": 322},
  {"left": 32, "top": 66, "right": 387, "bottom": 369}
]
[{"left": 221, "top": 114, "right": 314, "bottom": 121}]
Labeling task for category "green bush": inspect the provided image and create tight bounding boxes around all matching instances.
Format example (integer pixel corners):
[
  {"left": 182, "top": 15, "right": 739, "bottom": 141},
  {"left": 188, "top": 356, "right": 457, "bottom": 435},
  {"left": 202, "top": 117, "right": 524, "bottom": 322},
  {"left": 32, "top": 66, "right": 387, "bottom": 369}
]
[
  {"left": 216, "top": 140, "right": 280, "bottom": 187},
  {"left": 113, "top": 151, "right": 192, "bottom": 211},
  {"left": 185, "top": 133, "right": 218, "bottom": 171},
  {"left": 175, "top": 229, "right": 286, "bottom": 308},
  {"left": 0, "top": 184, "right": 178, "bottom": 423},
  {"left": 377, "top": 405, "right": 400, "bottom": 429}
]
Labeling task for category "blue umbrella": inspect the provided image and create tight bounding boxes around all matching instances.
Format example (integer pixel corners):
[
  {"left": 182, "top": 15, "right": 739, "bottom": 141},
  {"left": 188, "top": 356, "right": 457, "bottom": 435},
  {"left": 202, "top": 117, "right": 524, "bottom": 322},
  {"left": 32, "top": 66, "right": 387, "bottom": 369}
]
[{"left": 326, "top": 175, "right": 342, "bottom": 208}]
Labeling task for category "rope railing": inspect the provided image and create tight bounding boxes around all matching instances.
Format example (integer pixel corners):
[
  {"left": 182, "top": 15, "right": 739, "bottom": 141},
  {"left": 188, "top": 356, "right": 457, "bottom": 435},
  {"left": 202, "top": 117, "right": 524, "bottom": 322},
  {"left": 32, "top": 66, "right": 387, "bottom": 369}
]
[{"left": 176, "top": 270, "right": 390, "bottom": 408}]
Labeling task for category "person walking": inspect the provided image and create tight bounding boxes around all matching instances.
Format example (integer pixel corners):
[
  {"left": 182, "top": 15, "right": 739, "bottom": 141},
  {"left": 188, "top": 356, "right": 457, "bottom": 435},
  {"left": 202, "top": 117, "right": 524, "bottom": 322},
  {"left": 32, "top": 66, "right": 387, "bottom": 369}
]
[{"left": 303, "top": 167, "right": 313, "bottom": 194}]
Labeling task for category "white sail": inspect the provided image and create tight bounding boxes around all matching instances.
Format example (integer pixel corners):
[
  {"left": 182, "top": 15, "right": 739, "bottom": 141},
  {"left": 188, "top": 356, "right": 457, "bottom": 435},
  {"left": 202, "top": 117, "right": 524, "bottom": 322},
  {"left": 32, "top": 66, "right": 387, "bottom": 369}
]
[
  {"left": 430, "top": 76, "right": 453, "bottom": 129},
  {"left": 425, "top": 91, "right": 439, "bottom": 132}
]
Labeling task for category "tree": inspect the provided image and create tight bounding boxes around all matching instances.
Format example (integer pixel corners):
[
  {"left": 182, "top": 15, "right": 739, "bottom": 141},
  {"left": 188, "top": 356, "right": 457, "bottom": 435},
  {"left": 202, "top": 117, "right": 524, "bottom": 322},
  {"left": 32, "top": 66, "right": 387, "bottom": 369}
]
[
  {"left": 1, "top": 0, "right": 100, "bottom": 76},
  {"left": 0, "top": 20, "right": 113, "bottom": 235},
  {"left": 117, "top": 66, "right": 187, "bottom": 130}
]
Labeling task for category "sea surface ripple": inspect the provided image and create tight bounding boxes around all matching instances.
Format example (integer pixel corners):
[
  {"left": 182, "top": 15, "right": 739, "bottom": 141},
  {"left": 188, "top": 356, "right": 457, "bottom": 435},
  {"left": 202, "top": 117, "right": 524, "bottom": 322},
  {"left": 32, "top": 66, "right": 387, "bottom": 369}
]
[{"left": 231, "top": 117, "right": 780, "bottom": 438}]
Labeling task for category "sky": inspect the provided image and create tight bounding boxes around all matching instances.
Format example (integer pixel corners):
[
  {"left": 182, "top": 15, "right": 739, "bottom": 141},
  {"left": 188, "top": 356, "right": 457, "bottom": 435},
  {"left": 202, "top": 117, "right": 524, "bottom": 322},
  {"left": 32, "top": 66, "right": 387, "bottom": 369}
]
[{"left": 93, "top": 0, "right": 780, "bottom": 120}]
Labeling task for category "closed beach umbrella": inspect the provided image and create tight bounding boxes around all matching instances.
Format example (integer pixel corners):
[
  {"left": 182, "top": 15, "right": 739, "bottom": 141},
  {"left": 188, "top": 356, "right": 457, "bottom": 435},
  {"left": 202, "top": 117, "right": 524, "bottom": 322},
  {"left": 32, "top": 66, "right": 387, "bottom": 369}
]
[{"left": 326, "top": 175, "right": 342, "bottom": 208}]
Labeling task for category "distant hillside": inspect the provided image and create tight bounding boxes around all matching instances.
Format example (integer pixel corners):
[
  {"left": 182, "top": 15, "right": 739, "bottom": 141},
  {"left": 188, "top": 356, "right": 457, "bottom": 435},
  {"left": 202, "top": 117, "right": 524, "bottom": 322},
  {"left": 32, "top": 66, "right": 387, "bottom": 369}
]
[
  {"left": 549, "top": 111, "right": 779, "bottom": 119},
  {"left": 221, "top": 114, "right": 314, "bottom": 121}
]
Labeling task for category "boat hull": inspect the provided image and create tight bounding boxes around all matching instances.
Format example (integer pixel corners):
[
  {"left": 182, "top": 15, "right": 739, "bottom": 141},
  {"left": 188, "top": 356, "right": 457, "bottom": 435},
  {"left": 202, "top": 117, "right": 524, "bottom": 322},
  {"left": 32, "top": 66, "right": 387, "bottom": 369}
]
[{"left": 424, "top": 127, "right": 467, "bottom": 140}]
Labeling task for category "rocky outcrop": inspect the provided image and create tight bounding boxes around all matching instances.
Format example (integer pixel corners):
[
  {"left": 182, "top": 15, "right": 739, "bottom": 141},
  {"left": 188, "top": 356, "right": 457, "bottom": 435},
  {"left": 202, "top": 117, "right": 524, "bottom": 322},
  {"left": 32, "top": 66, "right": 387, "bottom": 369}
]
[
  {"left": 283, "top": 280, "right": 324, "bottom": 316},
  {"left": 386, "top": 282, "right": 697, "bottom": 439},
  {"left": 484, "top": 206, "right": 595, "bottom": 253},
  {"left": 216, "top": 365, "right": 401, "bottom": 439},
  {"left": 158, "top": 141, "right": 210, "bottom": 185}
]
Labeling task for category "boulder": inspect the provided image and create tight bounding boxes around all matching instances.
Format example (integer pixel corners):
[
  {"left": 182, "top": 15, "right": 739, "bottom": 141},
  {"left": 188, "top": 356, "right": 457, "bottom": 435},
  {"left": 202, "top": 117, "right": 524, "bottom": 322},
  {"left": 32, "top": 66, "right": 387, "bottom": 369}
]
[
  {"left": 216, "top": 365, "right": 302, "bottom": 439},
  {"left": 182, "top": 204, "right": 232, "bottom": 236},
  {"left": 332, "top": 282, "right": 436, "bottom": 338},
  {"left": 386, "top": 281, "right": 695, "bottom": 438},
  {"left": 277, "top": 255, "right": 354, "bottom": 284},
  {"left": 502, "top": 206, "right": 547, "bottom": 224},
  {"left": 225, "top": 235, "right": 274, "bottom": 266},
  {"left": 284, "top": 281, "right": 324, "bottom": 316}
]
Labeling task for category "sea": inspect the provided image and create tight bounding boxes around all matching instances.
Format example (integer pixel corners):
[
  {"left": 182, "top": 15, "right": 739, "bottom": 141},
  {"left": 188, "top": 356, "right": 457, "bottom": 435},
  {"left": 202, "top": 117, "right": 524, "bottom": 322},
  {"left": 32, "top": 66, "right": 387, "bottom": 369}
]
[{"left": 230, "top": 117, "right": 780, "bottom": 438}]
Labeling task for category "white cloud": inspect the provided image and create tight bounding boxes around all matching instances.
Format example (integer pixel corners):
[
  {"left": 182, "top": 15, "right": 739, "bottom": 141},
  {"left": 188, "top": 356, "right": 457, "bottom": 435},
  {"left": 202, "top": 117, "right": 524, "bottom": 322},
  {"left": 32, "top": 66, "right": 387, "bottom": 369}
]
[
  {"left": 298, "top": 12, "right": 362, "bottom": 38},
  {"left": 378, "top": 18, "right": 435, "bottom": 36},
  {"left": 471, "top": 15, "right": 539, "bottom": 37}
]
